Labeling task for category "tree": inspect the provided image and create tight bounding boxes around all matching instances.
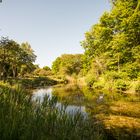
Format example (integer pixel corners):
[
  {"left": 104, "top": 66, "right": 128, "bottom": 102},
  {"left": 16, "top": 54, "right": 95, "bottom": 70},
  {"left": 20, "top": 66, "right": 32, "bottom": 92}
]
[
  {"left": 0, "top": 38, "right": 36, "bottom": 79},
  {"left": 52, "top": 54, "right": 83, "bottom": 75},
  {"left": 43, "top": 66, "right": 51, "bottom": 71},
  {"left": 81, "top": 0, "right": 140, "bottom": 79}
]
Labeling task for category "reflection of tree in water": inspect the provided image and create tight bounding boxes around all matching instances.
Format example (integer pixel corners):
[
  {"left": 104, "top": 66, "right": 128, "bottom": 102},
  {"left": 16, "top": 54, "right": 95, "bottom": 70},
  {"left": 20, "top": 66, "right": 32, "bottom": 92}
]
[{"left": 53, "top": 85, "right": 86, "bottom": 106}]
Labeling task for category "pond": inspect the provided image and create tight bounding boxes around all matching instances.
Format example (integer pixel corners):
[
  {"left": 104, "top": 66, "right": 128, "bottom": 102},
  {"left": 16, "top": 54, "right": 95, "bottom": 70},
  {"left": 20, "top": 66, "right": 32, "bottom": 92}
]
[
  {"left": 31, "top": 84, "right": 140, "bottom": 139},
  {"left": 32, "top": 85, "right": 104, "bottom": 116},
  {"left": 32, "top": 86, "right": 87, "bottom": 115},
  {"left": 32, "top": 85, "right": 97, "bottom": 116}
]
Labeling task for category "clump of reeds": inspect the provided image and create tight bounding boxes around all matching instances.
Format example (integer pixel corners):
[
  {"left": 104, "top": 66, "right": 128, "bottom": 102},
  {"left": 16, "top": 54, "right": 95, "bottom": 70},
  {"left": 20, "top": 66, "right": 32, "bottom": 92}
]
[{"left": 0, "top": 84, "right": 106, "bottom": 140}]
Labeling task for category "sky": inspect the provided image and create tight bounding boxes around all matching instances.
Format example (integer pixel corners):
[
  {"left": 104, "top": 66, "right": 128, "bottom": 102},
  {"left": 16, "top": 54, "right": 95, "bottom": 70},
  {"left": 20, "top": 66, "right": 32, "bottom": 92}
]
[{"left": 0, "top": 0, "right": 110, "bottom": 68}]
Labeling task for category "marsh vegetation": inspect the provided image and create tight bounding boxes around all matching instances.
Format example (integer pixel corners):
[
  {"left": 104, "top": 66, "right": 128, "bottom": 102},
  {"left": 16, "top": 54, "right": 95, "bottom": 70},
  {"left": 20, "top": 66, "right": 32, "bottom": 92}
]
[
  {"left": 0, "top": 0, "right": 140, "bottom": 139},
  {"left": 0, "top": 83, "right": 106, "bottom": 140}
]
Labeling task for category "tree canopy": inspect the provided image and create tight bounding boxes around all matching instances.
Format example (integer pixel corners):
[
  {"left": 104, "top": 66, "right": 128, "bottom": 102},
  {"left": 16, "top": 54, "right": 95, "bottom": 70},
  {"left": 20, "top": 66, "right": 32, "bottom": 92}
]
[
  {"left": 52, "top": 54, "right": 83, "bottom": 76},
  {"left": 0, "top": 37, "right": 36, "bottom": 79},
  {"left": 81, "top": 0, "right": 140, "bottom": 79}
]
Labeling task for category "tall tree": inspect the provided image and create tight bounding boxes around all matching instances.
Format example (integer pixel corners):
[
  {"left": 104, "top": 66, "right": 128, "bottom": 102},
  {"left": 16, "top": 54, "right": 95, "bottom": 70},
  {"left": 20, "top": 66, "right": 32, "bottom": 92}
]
[
  {"left": 81, "top": 0, "right": 140, "bottom": 78},
  {"left": 52, "top": 54, "right": 83, "bottom": 75},
  {"left": 0, "top": 38, "right": 36, "bottom": 79}
]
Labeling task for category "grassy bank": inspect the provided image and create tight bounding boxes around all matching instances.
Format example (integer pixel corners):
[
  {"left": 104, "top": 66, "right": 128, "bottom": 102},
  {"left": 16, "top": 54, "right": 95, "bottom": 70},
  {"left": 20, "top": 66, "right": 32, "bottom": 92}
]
[
  {"left": 82, "top": 87, "right": 140, "bottom": 140},
  {"left": 0, "top": 83, "right": 106, "bottom": 140}
]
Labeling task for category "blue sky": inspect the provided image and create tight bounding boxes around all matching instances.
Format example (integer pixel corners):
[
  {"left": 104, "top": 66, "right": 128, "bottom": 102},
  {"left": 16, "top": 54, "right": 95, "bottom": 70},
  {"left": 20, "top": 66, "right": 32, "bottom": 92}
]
[{"left": 0, "top": 0, "right": 110, "bottom": 67}]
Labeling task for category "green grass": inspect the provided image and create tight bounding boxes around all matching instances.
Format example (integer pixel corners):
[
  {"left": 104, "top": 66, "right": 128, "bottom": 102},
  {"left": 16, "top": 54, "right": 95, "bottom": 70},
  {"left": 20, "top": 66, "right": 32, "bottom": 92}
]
[{"left": 0, "top": 84, "right": 106, "bottom": 140}]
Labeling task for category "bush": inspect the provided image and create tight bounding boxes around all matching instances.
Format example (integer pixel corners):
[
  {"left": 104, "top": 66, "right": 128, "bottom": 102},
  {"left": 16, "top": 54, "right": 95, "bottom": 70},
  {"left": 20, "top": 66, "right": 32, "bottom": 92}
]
[
  {"left": 33, "top": 68, "right": 52, "bottom": 76},
  {"left": 92, "top": 77, "right": 105, "bottom": 90},
  {"left": 122, "top": 62, "right": 140, "bottom": 79},
  {"left": 104, "top": 71, "right": 120, "bottom": 81},
  {"left": 85, "top": 74, "right": 97, "bottom": 88},
  {"left": 92, "top": 82, "right": 104, "bottom": 89},
  {"left": 104, "top": 71, "right": 129, "bottom": 81},
  {"left": 115, "top": 79, "right": 130, "bottom": 91}
]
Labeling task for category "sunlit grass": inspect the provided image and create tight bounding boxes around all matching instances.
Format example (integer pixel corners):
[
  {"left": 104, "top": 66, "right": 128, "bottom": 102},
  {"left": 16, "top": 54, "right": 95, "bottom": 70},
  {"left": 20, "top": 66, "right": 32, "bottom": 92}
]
[
  {"left": 102, "top": 115, "right": 140, "bottom": 140},
  {"left": 110, "top": 101, "right": 140, "bottom": 118},
  {"left": 80, "top": 86, "right": 140, "bottom": 139}
]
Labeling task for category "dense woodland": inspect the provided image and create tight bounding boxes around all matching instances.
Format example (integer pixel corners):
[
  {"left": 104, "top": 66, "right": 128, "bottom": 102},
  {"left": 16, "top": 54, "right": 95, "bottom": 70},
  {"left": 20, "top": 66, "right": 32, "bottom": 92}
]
[
  {"left": 0, "top": 0, "right": 140, "bottom": 139},
  {"left": 52, "top": 0, "right": 140, "bottom": 93}
]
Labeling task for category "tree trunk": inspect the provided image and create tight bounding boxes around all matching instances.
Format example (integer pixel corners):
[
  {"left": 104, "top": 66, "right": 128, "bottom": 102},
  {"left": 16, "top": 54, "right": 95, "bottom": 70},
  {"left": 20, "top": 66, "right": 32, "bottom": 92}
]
[
  {"left": 118, "top": 54, "right": 120, "bottom": 73},
  {"left": 12, "top": 66, "right": 16, "bottom": 78}
]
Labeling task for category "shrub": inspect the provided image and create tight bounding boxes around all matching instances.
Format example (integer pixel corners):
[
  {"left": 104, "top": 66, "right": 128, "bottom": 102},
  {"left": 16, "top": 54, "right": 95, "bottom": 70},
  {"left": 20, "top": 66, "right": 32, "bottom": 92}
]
[
  {"left": 85, "top": 74, "right": 97, "bottom": 88},
  {"left": 92, "top": 77, "right": 105, "bottom": 90},
  {"left": 92, "top": 82, "right": 104, "bottom": 89},
  {"left": 122, "top": 62, "right": 140, "bottom": 79},
  {"left": 104, "top": 71, "right": 129, "bottom": 81},
  {"left": 33, "top": 68, "right": 52, "bottom": 76},
  {"left": 104, "top": 71, "right": 120, "bottom": 81},
  {"left": 115, "top": 79, "right": 130, "bottom": 91}
]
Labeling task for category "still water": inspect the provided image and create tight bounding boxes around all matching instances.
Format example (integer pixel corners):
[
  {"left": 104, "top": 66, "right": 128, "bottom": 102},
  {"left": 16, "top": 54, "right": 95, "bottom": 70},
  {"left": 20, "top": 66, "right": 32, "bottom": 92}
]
[{"left": 32, "top": 85, "right": 88, "bottom": 115}]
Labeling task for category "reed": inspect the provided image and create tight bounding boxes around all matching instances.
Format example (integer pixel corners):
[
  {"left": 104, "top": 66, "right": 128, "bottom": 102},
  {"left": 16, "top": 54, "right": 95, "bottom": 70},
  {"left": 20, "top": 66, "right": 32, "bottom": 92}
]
[{"left": 0, "top": 84, "right": 106, "bottom": 140}]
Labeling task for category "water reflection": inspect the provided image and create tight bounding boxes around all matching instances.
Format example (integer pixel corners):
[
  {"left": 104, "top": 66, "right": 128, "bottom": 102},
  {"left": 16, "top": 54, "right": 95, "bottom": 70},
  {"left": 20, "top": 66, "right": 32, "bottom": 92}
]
[
  {"left": 65, "top": 105, "right": 86, "bottom": 114},
  {"left": 32, "top": 88, "right": 52, "bottom": 102},
  {"left": 32, "top": 87, "right": 87, "bottom": 115}
]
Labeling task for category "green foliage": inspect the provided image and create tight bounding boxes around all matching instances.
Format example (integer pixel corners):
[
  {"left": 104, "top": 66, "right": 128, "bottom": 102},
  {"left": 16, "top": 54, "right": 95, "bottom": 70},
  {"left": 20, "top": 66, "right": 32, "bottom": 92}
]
[
  {"left": 0, "top": 37, "right": 36, "bottom": 79},
  {"left": 135, "top": 81, "right": 140, "bottom": 93},
  {"left": 80, "top": 0, "right": 140, "bottom": 92},
  {"left": 0, "top": 86, "right": 106, "bottom": 140},
  {"left": 115, "top": 79, "right": 130, "bottom": 91},
  {"left": 33, "top": 68, "right": 52, "bottom": 77},
  {"left": 104, "top": 71, "right": 129, "bottom": 81},
  {"left": 104, "top": 71, "right": 120, "bottom": 81},
  {"left": 43, "top": 65, "right": 51, "bottom": 71},
  {"left": 92, "top": 82, "right": 104, "bottom": 90},
  {"left": 122, "top": 62, "right": 140, "bottom": 79},
  {"left": 52, "top": 57, "right": 61, "bottom": 74},
  {"left": 52, "top": 54, "right": 83, "bottom": 76},
  {"left": 85, "top": 73, "right": 97, "bottom": 88}
]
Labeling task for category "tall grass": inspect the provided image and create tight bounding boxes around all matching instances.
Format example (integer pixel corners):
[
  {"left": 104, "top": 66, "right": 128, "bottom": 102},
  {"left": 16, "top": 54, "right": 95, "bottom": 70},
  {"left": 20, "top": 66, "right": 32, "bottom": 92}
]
[{"left": 0, "top": 85, "right": 106, "bottom": 140}]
